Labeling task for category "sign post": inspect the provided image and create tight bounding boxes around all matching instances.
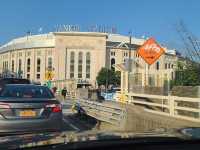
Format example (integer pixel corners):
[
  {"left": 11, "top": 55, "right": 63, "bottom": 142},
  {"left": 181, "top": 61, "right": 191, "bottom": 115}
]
[
  {"left": 45, "top": 70, "right": 54, "bottom": 89},
  {"left": 137, "top": 38, "right": 165, "bottom": 87}
]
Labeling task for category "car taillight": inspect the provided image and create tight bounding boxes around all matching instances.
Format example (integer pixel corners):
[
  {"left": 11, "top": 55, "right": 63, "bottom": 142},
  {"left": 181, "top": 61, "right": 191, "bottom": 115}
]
[
  {"left": 46, "top": 104, "right": 62, "bottom": 113},
  {"left": 0, "top": 103, "right": 10, "bottom": 109}
]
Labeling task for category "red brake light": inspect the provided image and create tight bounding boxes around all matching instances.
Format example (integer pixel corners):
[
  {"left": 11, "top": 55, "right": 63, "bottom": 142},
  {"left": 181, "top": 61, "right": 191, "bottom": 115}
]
[
  {"left": 46, "top": 104, "right": 62, "bottom": 113},
  {"left": 0, "top": 103, "right": 10, "bottom": 109},
  {"left": 52, "top": 106, "right": 61, "bottom": 113}
]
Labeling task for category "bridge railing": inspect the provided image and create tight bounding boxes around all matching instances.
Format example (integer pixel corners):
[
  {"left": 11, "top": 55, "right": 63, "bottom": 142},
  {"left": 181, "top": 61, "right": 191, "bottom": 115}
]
[
  {"left": 128, "top": 92, "right": 200, "bottom": 122},
  {"left": 76, "top": 99, "right": 126, "bottom": 126}
]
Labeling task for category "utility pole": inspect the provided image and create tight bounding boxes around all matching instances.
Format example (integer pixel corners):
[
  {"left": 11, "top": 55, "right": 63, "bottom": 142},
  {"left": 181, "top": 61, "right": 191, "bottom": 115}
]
[
  {"left": 128, "top": 31, "right": 132, "bottom": 92},
  {"left": 105, "top": 48, "right": 109, "bottom": 93}
]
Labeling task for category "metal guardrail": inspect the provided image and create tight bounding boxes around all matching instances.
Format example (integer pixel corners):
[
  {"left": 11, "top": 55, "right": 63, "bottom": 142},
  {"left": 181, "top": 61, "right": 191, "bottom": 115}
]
[
  {"left": 128, "top": 92, "right": 200, "bottom": 122},
  {"left": 76, "top": 99, "right": 126, "bottom": 126}
]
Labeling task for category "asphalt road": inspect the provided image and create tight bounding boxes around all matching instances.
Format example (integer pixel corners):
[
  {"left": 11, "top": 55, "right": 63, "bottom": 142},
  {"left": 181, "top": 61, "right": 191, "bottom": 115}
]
[{"left": 61, "top": 101, "right": 97, "bottom": 132}]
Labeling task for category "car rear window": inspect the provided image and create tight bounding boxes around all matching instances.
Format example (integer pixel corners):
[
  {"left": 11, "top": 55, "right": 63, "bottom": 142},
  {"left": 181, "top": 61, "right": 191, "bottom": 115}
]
[
  {"left": 0, "top": 79, "right": 30, "bottom": 84},
  {"left": 10, "top": 79, "right": 30, "bottom": 84},
  {"left": 0, "top": 79, "right": 30, "bottom": 89},
  {"left": 0, "top": 86, "right": 54, "bottom": 99}
]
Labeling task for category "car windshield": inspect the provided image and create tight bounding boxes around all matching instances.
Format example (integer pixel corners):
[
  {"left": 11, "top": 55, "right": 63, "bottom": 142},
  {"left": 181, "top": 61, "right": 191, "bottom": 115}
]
[
  {"left": 0, "top": 86, "right": 54, "bottom": 99},
  {"left": 0, "top": 0, "right": 200, "bottom": 149}
]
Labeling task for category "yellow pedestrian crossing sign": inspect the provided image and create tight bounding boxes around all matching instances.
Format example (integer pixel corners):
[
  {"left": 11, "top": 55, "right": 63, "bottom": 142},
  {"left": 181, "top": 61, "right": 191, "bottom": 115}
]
[{"left": 45, "top": 71, "right": 54, "bottom": 81}]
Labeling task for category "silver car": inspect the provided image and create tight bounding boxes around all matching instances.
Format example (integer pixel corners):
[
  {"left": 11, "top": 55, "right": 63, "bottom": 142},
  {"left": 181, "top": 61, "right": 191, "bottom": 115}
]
[{"left": 0, "top": 84, "right": 63, "bottom": 133}]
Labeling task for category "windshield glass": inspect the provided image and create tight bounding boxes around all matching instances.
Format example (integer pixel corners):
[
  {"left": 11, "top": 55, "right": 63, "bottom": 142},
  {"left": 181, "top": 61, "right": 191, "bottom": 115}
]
[
  {"left": 0, "top": 86, "right": 54, "bottom": 99},
  {"left": 0, "top": 0, "right": 200, "bottom": 149}
]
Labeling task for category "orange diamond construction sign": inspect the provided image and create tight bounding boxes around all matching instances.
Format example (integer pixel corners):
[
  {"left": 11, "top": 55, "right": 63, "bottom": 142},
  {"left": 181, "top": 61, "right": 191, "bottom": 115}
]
[{"left": 137, "top": 38, "right": 165, "bottom": 65}]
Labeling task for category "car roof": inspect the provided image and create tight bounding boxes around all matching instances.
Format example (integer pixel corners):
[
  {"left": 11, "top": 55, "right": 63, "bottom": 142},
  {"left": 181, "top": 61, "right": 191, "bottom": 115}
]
[
  {"left": 0, "top": 78, "right": 29, "bottom": 80},
  {"left": 4, "top": 84, "right": 46, "bottom": 88}
]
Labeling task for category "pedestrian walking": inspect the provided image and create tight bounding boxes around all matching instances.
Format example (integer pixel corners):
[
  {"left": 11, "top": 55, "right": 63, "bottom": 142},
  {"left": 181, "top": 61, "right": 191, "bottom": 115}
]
[
  {"left": 51, "top": 86, "right": 57, "bottom": 95},
  {"left": 61, "top": 87, "right": 67, "bottom": 101}
]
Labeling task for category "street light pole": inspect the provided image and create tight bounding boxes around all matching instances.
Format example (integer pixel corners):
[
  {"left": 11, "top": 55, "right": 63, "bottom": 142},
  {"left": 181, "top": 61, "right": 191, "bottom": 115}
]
[{"left": 128, "top": 31, "right": 132, "bottom": 93}]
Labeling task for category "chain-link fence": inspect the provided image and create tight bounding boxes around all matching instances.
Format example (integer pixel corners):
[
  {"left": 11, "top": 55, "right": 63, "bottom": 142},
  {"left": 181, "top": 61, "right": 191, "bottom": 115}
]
[{"left": 128, "top": 73, "right": 169, "bottom": 95}]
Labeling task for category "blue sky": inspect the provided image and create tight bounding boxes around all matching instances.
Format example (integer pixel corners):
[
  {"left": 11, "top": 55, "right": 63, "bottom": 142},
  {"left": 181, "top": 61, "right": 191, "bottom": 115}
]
[{"left": 0, "top": 0, "right": 199, "bottom": 50}]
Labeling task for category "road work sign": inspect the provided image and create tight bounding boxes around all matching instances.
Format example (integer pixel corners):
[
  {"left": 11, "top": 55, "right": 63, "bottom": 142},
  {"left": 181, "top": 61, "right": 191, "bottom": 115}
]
[
  {"left": 137, "top": 38, "right": 165, "bottom": 65},
  {"left": 45, "top": 71, "right": 54, "bottom": 81}
]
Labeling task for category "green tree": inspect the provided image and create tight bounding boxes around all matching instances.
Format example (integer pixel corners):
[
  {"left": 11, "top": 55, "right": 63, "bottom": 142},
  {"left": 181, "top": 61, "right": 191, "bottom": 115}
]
[
  {"left": 172, "top": 61, "right": 200, "bottom": 87},
  {"left": 96, "top": 67, "right": 121, "bottom": 87}
]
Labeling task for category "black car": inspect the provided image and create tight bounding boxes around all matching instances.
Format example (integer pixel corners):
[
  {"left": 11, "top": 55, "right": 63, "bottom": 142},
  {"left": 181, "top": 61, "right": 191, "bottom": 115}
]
[
  {"left": 0, "top": 78, "right": 30, "bottom": 91},
  {"left": 0, "top": 84, "right": 63, "bottom": 133}
]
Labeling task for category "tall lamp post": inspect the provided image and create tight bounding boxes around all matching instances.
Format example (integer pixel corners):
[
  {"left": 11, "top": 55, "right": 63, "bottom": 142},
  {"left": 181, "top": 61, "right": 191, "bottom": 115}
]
[{"left": 128, "top": 31, "right": 132, "bottom": 93}]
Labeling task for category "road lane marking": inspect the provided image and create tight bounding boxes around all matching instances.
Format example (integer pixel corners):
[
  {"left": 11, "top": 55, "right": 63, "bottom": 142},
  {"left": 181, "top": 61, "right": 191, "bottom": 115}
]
[{"left": 63, "top": 118, "right": 80, "bottom": 131}]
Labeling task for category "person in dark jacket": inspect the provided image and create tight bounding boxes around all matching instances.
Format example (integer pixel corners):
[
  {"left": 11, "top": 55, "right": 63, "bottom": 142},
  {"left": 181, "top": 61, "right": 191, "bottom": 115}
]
[
  {"left": 61, "top": 87, "right": 67, "bottom": 100},
  {"left": 51, "top": 87, "right": 57, "bottom": 95}
]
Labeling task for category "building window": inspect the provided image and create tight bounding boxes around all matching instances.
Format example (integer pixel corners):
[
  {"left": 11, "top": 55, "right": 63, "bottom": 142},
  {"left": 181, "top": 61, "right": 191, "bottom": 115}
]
[
  {"left": 3, "top": 61, "right": 8, "bottom": 71},
  {"left": 3, "top": 62, "right": 5, "bottom": 70},
  {"left": 171, "top": 64, "right": 174, "bottom": 69},
  {"left": 6, "top": 61, "right": 8, "bottom": 70},
  {"left": 3, "top": 61, "right": 6, "bottom": 70},
  {"left": 70, "top": 52, "right": 75, "bottom": 78},
  {"left": 86, "top": 52, "right": 91, "bottom": 78},
  {"left": 111, "top": 58, "right": 115, "bottom": 71},
  {"left": 5, "top": 61, "right": 8, "bottom": 70},
  {"left": 165, "top": 63, "right": 167, "bottom": 69},
  {"left": 70, "top": 72, "right": 74, "bottom": 78},
  {"left": 168, "top": 63, "right": 171, "bottom": 69},
  {"left": 18, "top": 59, "right": 22, "bottom": 72},
  {"left": 123, "top": 52, "right": 125, "bottom": 57},
  {"left": 135, "top": 53, "right": 139, "bottom": 58},
  {"left": 171, "top": 72, "right": 174, "bottom": 80},
  {"left": 27, "top": 58, "right": 31, "bottom": 72},
  {"left": 78, "top": 52, "right": 83, "bottom": 78},
  {"left": 18, "top": 59, "right": 22, "bottom": 78},
  {"left": 47, "top": 57, "right": 53, "bottom": 70},
  {"left": 111, "top": 51, "right": 115, "bottom": 56},
  {"left": 156, "top": 62, "right": 159, "bottom": 70},
  {"left": 37, "top": 58, "right": 41, "bottom": 72},
  {"left": 3, "top": 62, "right": 5, "bottom": 71},
  {"left": 36, "top": 74, "right": 40, "bottom": 79},
  {"left": 27, "top": 74, "right": 30, "bottom": 79},
  {"left": 11, "top": 60, "right": 14, "bottom": 72}
]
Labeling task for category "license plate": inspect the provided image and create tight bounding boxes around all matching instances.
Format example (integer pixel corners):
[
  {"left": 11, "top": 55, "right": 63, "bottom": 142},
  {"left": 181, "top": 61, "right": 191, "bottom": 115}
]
[{"left": 19, "top": 110, "right": 36, "bottom": 117}]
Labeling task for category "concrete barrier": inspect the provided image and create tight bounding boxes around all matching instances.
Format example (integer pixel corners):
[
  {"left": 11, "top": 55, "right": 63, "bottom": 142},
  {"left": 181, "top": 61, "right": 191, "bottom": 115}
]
[{"left": 76, "top": 99, "right": 200, "bottom": 132}]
